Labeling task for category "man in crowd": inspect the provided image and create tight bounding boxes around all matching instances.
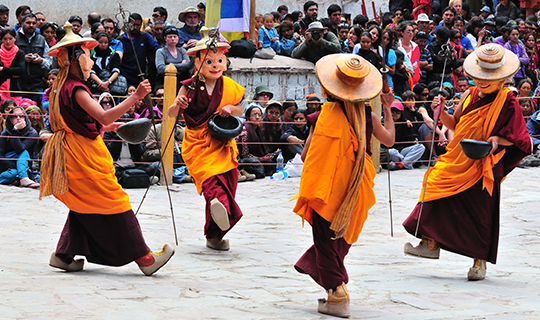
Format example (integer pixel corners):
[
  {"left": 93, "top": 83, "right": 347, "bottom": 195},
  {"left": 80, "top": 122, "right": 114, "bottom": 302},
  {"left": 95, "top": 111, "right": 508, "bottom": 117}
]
[
  {"left": 68, "top": 15, "right": 83, "bottom": 35},
  {"left": 178, "top": 6, "right": 204, "bottom": 50},
  {"left": 152, "top": 6, "right": 172, "bottom": 27},
  {"left": 0, "top": 5, "right": 9, "bottom": 32},
  {"left": 14, "top": 5, "right": 31, "bottom": 32},
  {"left": 16, "top": 13, "right": 49, "bottom": 106},
  {"left": 119, "top": 13, "right": 160, "bottom": 86},
  {"left": 495, "top": 0, "right": 519, "bottom": 21},
  {"left": 82, "top": 12, "right": 101, "bottom": 37},
  {"left": 302, "top": 1, "right": 319, "bottom": 27},
  {"left": 437, "top": 7, "right": 456, "bottom": 31},
  {"left": 327, "top": 4, "right": 341, "bottom": 37},
  {"left": 292, "top": 21, "right": 340, "bottom": 64}
]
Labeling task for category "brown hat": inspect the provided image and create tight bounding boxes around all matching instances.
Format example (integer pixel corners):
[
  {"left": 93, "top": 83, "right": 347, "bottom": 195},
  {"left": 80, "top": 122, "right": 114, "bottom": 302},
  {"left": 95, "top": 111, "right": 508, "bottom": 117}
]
[
  {"left": 178, "top": 6, "right": 205, "bottom": 22},
  {"left": 315, "top": 54, "right": 382, "bottom": 102},
  {"left": 464, "top": 43, "right": 519, "bottom": 82},
  {"left": 48, "top": 22, "right": 97, "bottom": 57}
]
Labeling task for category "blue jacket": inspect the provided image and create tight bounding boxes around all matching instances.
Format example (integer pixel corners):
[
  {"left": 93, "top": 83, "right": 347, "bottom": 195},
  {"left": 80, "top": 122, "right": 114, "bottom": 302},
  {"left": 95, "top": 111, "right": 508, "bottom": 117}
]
[
  {"left": 119, "top": 32, "right": 160, "bottom": 85},
  {"left": 177, "top": 25, "right": 201, "bottom": 46},
  {"left": 527, "top": 110, "right": 540, "bottom": 148}
]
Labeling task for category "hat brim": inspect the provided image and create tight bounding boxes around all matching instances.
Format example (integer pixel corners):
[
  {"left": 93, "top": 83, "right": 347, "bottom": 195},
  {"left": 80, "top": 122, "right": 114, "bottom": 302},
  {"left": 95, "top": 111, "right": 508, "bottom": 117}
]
[
  {"left": 306, "top": 27, "right": 327, "bottom": 32},
  {"left": 178, "top": 11, "right": 205, "bottom": 22},
  {"left": 48, "top": 38, "right": 98, "bottom": 57},
  {"left": 316, "top": 54, "right": 382, "bottom": 103},
  {"left": 186, "top": 42, "right": 230, "bottom": 56},
  {"left": 464, "top": 49, "right": 519, "bottom": 82}
]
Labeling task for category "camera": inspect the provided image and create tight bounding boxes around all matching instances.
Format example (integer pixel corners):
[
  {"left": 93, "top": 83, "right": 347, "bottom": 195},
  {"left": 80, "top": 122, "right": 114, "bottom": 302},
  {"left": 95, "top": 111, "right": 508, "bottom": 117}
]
[
  {"left": 311, "top": 30, "right": 321, "bottom": 41},
  {"left": 32, "top": 54, "right": 37, "bottom": 60}
]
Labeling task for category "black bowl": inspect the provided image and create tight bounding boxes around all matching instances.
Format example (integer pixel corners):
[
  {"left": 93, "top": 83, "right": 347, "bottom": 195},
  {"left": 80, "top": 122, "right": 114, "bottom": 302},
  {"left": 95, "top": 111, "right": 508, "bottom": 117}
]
[
  {"left": 116, "top": 118, "right": 152, "bottom": 144},
  {"left": 460, "top": 139, "right": 492, "bottom": 160},
  {"left": 208, "top": 114, "right": 243, "bottom": 142}
]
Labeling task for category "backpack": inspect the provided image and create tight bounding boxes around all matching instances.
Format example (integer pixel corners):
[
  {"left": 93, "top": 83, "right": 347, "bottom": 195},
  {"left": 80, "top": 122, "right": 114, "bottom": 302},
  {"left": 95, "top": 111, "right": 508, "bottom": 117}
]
[{"left": 228, "top": 38, "right": 257, "bottom": 58}]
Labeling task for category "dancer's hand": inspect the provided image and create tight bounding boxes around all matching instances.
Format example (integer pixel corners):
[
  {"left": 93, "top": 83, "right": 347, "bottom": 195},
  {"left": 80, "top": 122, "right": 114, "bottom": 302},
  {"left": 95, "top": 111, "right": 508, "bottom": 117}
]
[
  {"left": 431, "top": 95, "right": 446, "bottom": 112},
  {"left": 134, "top": 80, "right": 152, "bottom": 99},
  {"left": 380, "top": 90, "right": 395, "bottom": 110},
  {"left": 486, "top": 136, "right": 500, "bottom": 155},
  {"left": 217, "top": 105, "right": 234, "bottom": 117}
]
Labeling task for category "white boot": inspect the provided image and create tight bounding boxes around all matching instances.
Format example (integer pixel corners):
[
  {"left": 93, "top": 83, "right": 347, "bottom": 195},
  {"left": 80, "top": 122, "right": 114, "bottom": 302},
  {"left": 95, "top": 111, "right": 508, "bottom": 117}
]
[{"left": 317, "top": 283, "right": 351, "bottom": 318}]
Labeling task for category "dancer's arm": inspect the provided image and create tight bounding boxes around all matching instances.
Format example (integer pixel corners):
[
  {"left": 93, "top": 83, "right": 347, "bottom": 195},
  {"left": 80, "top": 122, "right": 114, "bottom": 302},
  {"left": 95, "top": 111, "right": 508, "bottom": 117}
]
[{"left": 75, "top": 80, "right": 151, "bottom": 126}]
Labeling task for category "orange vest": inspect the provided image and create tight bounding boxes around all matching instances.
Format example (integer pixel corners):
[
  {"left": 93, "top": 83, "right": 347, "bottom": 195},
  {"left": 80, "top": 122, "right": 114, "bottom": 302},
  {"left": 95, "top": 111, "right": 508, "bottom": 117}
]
[
  {"left": 182, "top": 76, "right": 245, "bottom": 194},
  {"left": 293, "top": 102, "right": 377, "bottom": 245}
]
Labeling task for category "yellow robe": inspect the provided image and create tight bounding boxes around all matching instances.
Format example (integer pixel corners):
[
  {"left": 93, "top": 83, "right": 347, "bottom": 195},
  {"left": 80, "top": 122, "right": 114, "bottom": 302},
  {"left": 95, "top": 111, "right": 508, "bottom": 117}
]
[{"left": 182, "top": 76, "right": 245, "bottom": 194}]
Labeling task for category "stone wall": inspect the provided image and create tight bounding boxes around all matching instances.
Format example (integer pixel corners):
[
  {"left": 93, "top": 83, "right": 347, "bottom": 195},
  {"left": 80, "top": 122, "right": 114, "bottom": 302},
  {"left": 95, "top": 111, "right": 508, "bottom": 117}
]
[{"left": 226, "top": 55, "right": 322, "bottom": 105}]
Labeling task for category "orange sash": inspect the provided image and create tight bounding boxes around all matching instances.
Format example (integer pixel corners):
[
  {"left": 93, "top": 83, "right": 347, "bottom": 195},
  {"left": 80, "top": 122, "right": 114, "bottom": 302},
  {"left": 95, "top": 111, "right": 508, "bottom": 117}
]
[
  {"left": 182, "top": 76, "right": 245, "bottom": 194},
  {"left": 419, "top": 88, "right": 509, "bottom": 202},
  {"left": 293, "top": 102, "right": 376, "bottom": 245}
]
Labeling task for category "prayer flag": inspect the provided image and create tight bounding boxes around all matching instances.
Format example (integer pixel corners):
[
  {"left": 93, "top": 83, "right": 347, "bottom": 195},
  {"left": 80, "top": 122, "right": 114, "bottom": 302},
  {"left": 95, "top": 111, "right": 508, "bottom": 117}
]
[{"left": 206, "top": 0, "right": 250, "bottom": 41}]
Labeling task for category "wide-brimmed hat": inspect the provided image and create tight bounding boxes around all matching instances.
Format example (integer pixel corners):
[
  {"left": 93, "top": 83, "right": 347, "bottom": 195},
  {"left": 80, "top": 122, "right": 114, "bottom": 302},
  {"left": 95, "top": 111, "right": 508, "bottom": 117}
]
[
  {"left": 178, "top": 6, "right": 205, "bottom": 22},
  {"left": 306, "top": 21, "right": 327, "bottom": 32},
  {"left": 315, "top": 54, "right": 382, "bottom": 102},
  {"left": 186, "top": 26, "right": 230, "bottom": 56},
  {"left": 416, "top": 13, "right": 431, "bottom": 23},
  {"left": 464, "top": 43, "right": 519, "bottom": 82},
  {"left": 481, "top": 6, "right": 491, "bottom": 13},
  {"left": 48, "top": 22, "right": 97, "bottom": 57},
  {"left": 255, "top": 85, "right": 273, "bottom": 99}
]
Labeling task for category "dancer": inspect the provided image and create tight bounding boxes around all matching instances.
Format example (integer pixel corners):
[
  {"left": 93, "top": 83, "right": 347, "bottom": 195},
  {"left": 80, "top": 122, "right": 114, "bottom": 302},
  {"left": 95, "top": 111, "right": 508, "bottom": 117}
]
[
  {"left": 403, "top": 43, "right": 532, "bottom": 280},
  {"left": 293, "top": 54, "right": 395, "bottom": 318},
  {"left": 169, "top": 28, "right": 245, "bottom": 251},
  {"left": 41, "top": 23, "right": 174, "bottom": 275}
]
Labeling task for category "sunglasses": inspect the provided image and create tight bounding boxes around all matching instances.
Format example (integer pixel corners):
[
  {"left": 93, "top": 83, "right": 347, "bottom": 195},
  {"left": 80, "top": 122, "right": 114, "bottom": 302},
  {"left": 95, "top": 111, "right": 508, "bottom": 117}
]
[
  {"left": 152, "top": 14, "right": 161, "bottom": 18},
  {"left": 12, "top": 114, "right": 24, "bottom": 118}
]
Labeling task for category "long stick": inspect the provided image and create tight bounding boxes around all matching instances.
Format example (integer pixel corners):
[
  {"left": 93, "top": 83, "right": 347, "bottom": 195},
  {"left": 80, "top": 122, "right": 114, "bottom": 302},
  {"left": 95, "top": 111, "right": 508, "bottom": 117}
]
[{"left": 386, "top": 148, "right": 394, "bottom": 237}]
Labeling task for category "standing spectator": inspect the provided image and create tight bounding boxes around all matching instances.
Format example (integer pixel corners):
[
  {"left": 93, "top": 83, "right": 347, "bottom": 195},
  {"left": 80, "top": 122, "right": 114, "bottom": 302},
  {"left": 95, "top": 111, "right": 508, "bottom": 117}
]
[
  {"left": 438, "top": 7, "right": 456, "bottom": 31},
  {"left": 0, "top": 5, "right": 9, "bottom": 32},
  {"left": 524, "top": 33, "right": 538, "bottom": 83},
  {"left": 82, "top": 12, "right": 101, "bottom": 38},
  {"left": 381, "top": 28, "right": 398, "bottom": 89},
  {"left": 0, "top": 28, "right": 24, "bottom": 101},
  {"left": 449, "top": 0, "right": 463, "bottom": 17},
  {"left": 292, "top": 21, "right": 340, "bottom": 64},
  {"left": 479, "top": 6, "right": 494, "bottom": 21},
  {"left": 343, "top": 25, "right": 361, "bottom": 53},
  {"left": 88, "top": 32, "right": 123, "bottom": 95},
  {"left": 40, "top": 22, "right": 57, "bottom": 47},
  {"left": 393, "top": 50, "right": 412, "bottom": 97},
  {"left": 15, "top": 13, "right": 48, "bottom": 107},
  {"left": 398, "top": 22, "right": 421, "bottom": 85},
  {"left": 178, "top": 7, "right": 204, "bottom": 50},
  {"left": 428, "top": 27, "right": 453, "bottom": 84},
  {"left": 449, "top": 29, "right": 468, "bottom": 62},
  {"left": 416, "top": 13, "right": 434, "bottom": 45},
  {"left": 504, "top": 26, "right": 529, "bottom": 85},
  {"left": 302, "top": 1, "right": 319, "bottom": 27},
  {"left": 326, "top": 4, "right": 341, "bottom": 36},
  {"left": 246, "top": 84, "right": 273, "bottom": 113},
  {"left": 152, "top": 6, "right": 171, "bottom": 26},
  {"left": 415, "top": 31, "right": 433, "bottom": 85},
  {"left": 0, "top": 106, "right": 39, "bottom": 188},
  {"left": 102, "top": 18, "right": 123, "bottom": 58},
  {"left": 353, "top": 32, "right": 382, "bottom": 70},
  {"left": 155, "top": 26, "right": 190, "bottom": 84},
  {"left": 119, "top": 13, "right": 160, "bottom": 86},
  {"left": 452, "top": 17, "right": 473, "bottom": 54},
  {"left": 68, "top": 15, "right": 83, "bottom": 36},
  {"left": 465, "top": 17, "right": 484, "bottom": 49},
  {"left": 337, "top": 23, "right": 349, "bottom": 51},
  {"left": 13, "top": 5, "right": 31, "bottom": 32},
  {"left": 495, "top": 0, "right": 519, "bottom": 20},
  {"left": 150, "top": 20, "right": 166, "bottom": 47}
]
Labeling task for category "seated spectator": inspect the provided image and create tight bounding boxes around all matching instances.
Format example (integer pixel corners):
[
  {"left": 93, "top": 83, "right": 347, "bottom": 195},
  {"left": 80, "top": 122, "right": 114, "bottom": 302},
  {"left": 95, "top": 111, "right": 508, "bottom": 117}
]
[
  {"left": 450, "top": 58, "right": 466, "bottom": 90},
  {"left": 418, "top": 88, "right": 451, "bottom": 161},
  {"left": 237, "top": 105, "right": 280, "bottom": 176},
  {"left": 520, "top": 99, "right": 534, "bottom": 120},
  {"left": 102, "top": 18, "right": 123, "bottom": 58},
  {"left": 493, "top": 24, "right": 511, "bottom": 46},
  {"left": 495, "top": 0, "right": 519, "bottom": 21},
  {"left": 524, "top": 33, "right": 539, "bottom": 84},
  {"left": 24, "top": 104, "right": 45, "bottom": 159},
  {"left": 292, "top": 21, "right": 341, "bottom": 64},
  {"left": 155, "top": 26, "right": 190, "bottom": 84},
  {"left": 139, "top": 86, "right": 164, "bottom": 120},
  {"left": 504, "top": 26, "right": 529, "bottom": 85},
  {"left": 449, "top": 29, "right": 468, "bottom": 64},
  {"left": 281, "top": 99, "right": 298, "bottom": 126},
  {"left": 0, "top": 28, "right": 24, "bottom": 101},
  {"left": 245, "top": 84, "right": 272, "bottom": 113},
  {"left": 178, "top": 6, "right": 204, "bottom": 50},
  {"left": 258, "top": 13, "right": 278, "bottom": 49},
  {"left": 397, "top": 22, "right": 421, "bottom": 85},
  {"left": 88, "top": 32, "right": 125, "bottom": 95},
  {"left": 273, "top": 21, "right": 296, "bottom": 56},
  {"left": 465, "top": 17, "right": 484, "bottom": 49},
  {"left": 142, "top": 121, "right": 184, "bottom": 163},
  {"left": 526, "top": 110, "right": 540, "bottom": 153},
  {"left": 413, "top": 83, "right": 429, "bottom": 101},
  {"left": 452, "top": 17, "right": 473, "bottom": 54},
  {"left": 151, "top": 20, "right": 166, "bottom": 47},
  {"left": 0, "top": 98, "right": 16, "bottom": 132},
  {"left": 280, "top": 109, "right": 308, "bottom": 161},
  {"left": 90, "top": 22, "right": 105, "bottom": 39},
  {"left": 261, "top": 101, "right": 284, "bottom": 155},
  {"left": 517, "top": 79, "right": 533, "bottom": 98},
  {"left": 455, "top": 76, "right": 470, "bottom": 95},
  {"left": 305, "top": 94, "right": 322, "bottom": 114},
  {"left": 383, "top": 100, "right": 425, "bottom": 170},
  {"left": 401, "top": 90, "right": 423, "bottom": 133},
  {"left": 0, "top": 106, "right": 39, "bottom": 187}
]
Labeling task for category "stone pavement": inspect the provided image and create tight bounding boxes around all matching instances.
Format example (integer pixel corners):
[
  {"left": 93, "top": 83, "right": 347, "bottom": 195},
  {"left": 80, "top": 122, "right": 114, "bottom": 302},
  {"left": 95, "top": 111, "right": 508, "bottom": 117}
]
[{"left": 1, "top": 166, "right": 539, "bottom": 319}]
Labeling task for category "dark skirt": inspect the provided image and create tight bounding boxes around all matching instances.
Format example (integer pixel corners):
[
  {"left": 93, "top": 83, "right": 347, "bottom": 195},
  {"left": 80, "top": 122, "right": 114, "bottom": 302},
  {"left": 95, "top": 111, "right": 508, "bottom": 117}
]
[
  {"left": 202, "top": 168, "right": 243, "bottom": 239},
  {"left": 295, "top": 211, "right": 352, "bottom": 290},
  {"left": 55, "top": 210, "right": 150, "bottom": 266},
  {"left": 403, "top": 178, "right": 501, "bottom": 264}
]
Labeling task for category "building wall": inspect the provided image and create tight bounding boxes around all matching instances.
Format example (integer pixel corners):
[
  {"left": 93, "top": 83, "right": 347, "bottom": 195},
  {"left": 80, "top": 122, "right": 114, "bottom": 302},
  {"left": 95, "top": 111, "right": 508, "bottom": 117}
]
[{"left": 2, "top": 0, "right": 388, "bottom": 31}]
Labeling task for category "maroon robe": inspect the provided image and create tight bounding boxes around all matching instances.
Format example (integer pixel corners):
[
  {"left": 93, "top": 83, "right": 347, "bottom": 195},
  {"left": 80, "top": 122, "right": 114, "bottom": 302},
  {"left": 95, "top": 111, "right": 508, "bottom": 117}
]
[{"left": 403, "top": 90, "right": 531, "bottom": 264}]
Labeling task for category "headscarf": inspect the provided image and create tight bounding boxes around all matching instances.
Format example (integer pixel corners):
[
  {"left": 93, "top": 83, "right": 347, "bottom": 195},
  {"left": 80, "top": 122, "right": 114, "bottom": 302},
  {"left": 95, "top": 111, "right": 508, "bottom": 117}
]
[{"left": 24, "top": 105, "right": 45, "bottom": 133}]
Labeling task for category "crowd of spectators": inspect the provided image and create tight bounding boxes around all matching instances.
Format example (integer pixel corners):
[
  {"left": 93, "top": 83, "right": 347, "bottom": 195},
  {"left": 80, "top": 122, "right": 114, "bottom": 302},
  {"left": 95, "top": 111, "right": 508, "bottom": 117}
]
[{"left": 2, "top": 0, "right": 540, "bottom": 189}]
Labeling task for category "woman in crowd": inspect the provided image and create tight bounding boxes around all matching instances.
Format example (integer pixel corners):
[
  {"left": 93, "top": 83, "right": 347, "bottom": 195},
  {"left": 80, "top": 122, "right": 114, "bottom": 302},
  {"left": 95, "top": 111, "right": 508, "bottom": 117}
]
[
  {"left": 40, "top": 22, "right": 57, "bottom": 47},
  {"left": 344, "top": 25, "right": 362, "bottom": 53},
  {"left": 25, "top": 104, "right": 46, "bottom": 163},
  {"left": 90, "top": 22, "right": 105, "bottom": 39},
  {"left": 381, "top": 28, "right": 397, "bottom": 90},
  {"left": 280, "top": 109, "right": 308, "bottom": 160},
  {"left": 260, "top": 101, "right": 284, "bottom": 172},
  {"left": 368, "top": 25, "right": 383, "bottom": 56},
  {"left": 504, "top": 26, "right": 529, "bottom": 86},
  {"left": 155, "top": 26, "right": 190, "bottom": 84},
  {"left": 88, "top": 31, "right": 123, "bottom": 95},
  {"left": 465, "top": 17, "right": 483, "bottom": 49},
  {"left": 524, "top": 33, "right": 538, "bottom": 84},
  {"left": 0, "top": 106, "right": 39, "bottom": 188},
  {"left": 281, "top": 100, "right": 298, "bottom": 128},
  {"left": 0, "top": 28, "right": 24, "bottom": 101},
  {"left": 0, "top": 98, "right": 15, "bottom": 131},
  {"left": 237, "top": 105, "right": 280, "bottom": 176},
  {"left": 397, "top": 22, "right": 420, "bottom": 85},
  {"left": 450, "top": 29, "right": 468, "bottom": 61}
]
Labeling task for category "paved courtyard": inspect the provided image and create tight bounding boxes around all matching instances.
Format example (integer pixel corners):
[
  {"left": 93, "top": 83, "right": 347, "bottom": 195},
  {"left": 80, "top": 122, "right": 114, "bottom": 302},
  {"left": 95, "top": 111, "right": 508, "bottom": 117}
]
[{"left": 0, "top": 165, "right": 539, "bottom": 319}]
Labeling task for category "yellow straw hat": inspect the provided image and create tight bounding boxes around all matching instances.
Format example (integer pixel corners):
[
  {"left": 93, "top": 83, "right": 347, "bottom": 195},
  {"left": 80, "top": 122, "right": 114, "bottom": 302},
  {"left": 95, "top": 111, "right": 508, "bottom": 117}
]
[
  {"left": 315, "top": 53, "right": 382, "bottom": 102},
  {"left": 186, "top": 26, "right": 230, "bottom": 56},
  {"left": 464, "top": 43, "right": 519, "bottom": 82},
  {"left": 48, "top": 22, "right": 98, "bottom": 57}
]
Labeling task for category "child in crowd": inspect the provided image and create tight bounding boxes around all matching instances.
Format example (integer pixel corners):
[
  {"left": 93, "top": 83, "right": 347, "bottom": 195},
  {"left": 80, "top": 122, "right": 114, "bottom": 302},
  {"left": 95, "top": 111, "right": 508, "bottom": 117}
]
[
  {"left": 520, "top": 99, "right": 533, "bottom": 120},
  {"left": 393, "top": 50, "right": 411, "bottom": 97},
  {"left": 273, "top": 21, "right": 296, "bottom": 56},
  {"left": 42, "top": 69, "right": 59, "bottom": 112},
  {"left": 451, "top": 58, "right": 466, "bottom": 90},
  {"left": 353, "top": 32, "right": 382, "bottom": 70},
  {"left": 254, "top": 14, "right": 263, "bottom": 46},
  {"left": 414, "top": 31, "right": 432, "bottom": 85},
  {"left": 280, "top": 109, "right": 309, "bottom": 161},
  {"left": 401, "top": 90, "right": 423, "bottom": 133},
  {"left": 258, "top": 13, "right": 278, "bottom": 49}
]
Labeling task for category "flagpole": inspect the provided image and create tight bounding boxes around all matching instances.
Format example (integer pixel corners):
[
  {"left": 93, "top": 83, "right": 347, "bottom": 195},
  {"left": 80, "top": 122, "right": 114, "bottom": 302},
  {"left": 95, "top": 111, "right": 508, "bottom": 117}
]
[{"left": 250, "top": 0, "right": 256, "bottom": 41}]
